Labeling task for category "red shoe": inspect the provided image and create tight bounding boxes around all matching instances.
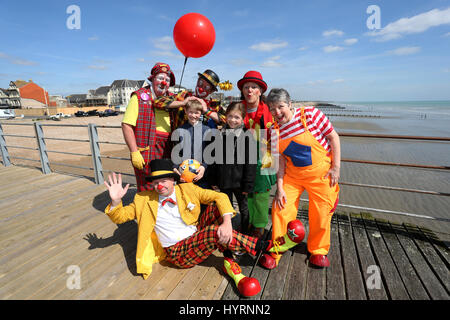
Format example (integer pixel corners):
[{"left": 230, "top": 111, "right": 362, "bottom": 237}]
[
  {"left": 309, "top": 254, "right": 330, "bottom": 267},
  {"left": 223, "top": 257, "right": 261, "bottom": 297},
  {"left": 258, "top": 253, "right": 277, "bottom": 269}
]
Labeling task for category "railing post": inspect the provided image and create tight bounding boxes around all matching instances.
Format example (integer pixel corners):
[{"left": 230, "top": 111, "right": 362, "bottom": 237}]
[
  {"left": 34, "top": 122, "right": 51, "bottom": 174},
  {"left": 0, "top": 123, "right": 11, "bottom": 166},
  {"left": 88, "top": 123, "right": 104, "bottom": 184}
]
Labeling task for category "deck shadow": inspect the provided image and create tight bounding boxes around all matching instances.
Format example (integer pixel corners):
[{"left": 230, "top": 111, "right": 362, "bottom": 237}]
[{"left": 83, "top": 220, "right": 138, "bottom": 276}]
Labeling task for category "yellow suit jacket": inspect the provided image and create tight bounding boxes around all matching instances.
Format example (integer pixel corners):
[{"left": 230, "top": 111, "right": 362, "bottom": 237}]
[{"left": 104, "top": 183, "right": 236, "bottom": 279}]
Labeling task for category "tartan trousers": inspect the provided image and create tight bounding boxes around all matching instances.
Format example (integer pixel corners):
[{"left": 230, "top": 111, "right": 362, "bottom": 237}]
[
  {"left": 134, "top": 131, "right": 172, "bottom": 192},
  {"left": 164, "top": 204, "right": 259, "bottom": 269}
]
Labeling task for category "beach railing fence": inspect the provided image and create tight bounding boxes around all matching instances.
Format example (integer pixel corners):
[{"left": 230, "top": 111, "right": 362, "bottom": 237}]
[
  {"left": 1, "top": 121, "right": 449, "bottom": 224},
  {"left": 0, "top": 122, "right": 131, "bottom": 185}
]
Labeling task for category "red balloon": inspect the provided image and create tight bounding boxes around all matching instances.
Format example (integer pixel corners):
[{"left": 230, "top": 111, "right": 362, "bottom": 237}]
[{"left": 173, "top": 13, "right": 215, "bottom": 58}]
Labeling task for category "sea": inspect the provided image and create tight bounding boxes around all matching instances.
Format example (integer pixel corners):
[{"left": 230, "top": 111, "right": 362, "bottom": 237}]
[{"left": 315, "top": 100, "right": 450, "bottom": 238}]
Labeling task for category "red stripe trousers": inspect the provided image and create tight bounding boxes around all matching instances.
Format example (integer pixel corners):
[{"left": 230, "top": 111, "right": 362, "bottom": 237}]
[{"left": 164, "top": 204, "right": 259, "bottom": 269}]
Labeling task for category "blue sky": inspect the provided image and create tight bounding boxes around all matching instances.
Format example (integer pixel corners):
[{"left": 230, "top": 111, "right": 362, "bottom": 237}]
[{"left": 1, "top": 0, "right": 449, "bottom": 101}]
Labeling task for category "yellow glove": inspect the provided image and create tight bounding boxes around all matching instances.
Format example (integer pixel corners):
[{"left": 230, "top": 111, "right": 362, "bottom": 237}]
[
  {"left": 261, "top": 151, "right": 273, "bottom": 169},
  {"left": 130, "top": 151, "right": 145, "bottom": 170},
  {"left": 260, "top": 138, "right": 273, "bottom": 169}
]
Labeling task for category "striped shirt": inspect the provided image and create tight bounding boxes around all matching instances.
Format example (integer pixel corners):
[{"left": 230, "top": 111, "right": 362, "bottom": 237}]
[{"left": 276, "top": 106, "right": 334, "bottom": 151}]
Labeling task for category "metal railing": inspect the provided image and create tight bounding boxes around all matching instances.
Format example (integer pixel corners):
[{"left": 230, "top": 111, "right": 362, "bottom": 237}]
[
  {"left": 1, "top": 121, "right": 449, "bottom": 223},
  {"left": 0, "top": 122, "right": 130, "bottom": 185}
]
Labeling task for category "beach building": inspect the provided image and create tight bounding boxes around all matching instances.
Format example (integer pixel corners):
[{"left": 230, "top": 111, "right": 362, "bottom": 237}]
[
  {"left": 48, "top": 95, "right": 68, "bottom": 107},
  {"left": 12, "top": 79, "right": 49, "bottom": 106},
  {"left": 20, "top": 98, "right": 47, "bottom": 108},
  {"left": 168, "top": 86, "right": 187, "bottom": 95},
  {"left": 0, "top": 89, "right": 9, "bottom": 108},
  {"left": 66, "top": 94, "right": 87, "bottom": 107},
  {"left": 0, "top": 82, "right": 22, "bottom": 109},
  {"left": 86, "top": 86, "right": 110, "bottom": 106},
  {"left": 108, "top": 79, "right": 145, "bottom": 108}
]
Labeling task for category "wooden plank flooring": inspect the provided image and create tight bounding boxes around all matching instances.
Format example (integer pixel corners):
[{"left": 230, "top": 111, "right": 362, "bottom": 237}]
[{"left": 0, "top": 165, "right": 448, "bottom": 300}]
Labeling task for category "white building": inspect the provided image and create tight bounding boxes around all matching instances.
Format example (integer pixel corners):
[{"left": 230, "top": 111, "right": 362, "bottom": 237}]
[
  {"left": 0, "top": 82, "right": 21, "bottom": 108},
  {"left": 108, "top": 80, "right": 145, "bottom": 107}
]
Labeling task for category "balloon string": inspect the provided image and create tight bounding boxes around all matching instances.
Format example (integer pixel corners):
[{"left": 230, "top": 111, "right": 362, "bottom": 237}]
[{"left": 178, "top": 56, "right": 188, "bottom": 91}]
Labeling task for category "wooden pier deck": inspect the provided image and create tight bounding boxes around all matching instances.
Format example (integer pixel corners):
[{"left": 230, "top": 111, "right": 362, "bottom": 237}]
[{"left": 0, "top": 166, "right": 448, "bottom": 300}]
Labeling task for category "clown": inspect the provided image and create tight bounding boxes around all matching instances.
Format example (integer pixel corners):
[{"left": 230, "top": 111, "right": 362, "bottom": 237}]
[
  {"left": 259, "top": 88, "right": 340, "bottom": 269},
  {"left": 193, "top": 69, "right": 226, "bottom": 128},
  {"left": 121, "top": 62, "right": 176, "bottom": 191},
  {"left": 103, "top": 159, "right": 303, "bottom": 297},
  {"left": 236, "top": 70, "right": 277, "bottom": 238}
]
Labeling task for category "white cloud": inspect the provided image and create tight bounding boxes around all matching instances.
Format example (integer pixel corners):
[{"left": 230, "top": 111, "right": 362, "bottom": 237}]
[
  {"left": 136, "top": 58, "right": 146, "bottom": 62},
  {"left": 261, "top": 56, "right": 283, "bottom": 68},
  {"left": 153, "top": 36, "right": 174, "bottom": 51},
  {"left": 308, "top": 80, "right": 325, "bottom": 86},
  {"left": 333, "top": 79, "right": 345, "bottom": 83},
  {"left": 387, "top": 46, "right": 421, "bottom": 56},
  {"left": 151, "top": 50, "right": 184, "bottom": 59},
  {"left": 344, "top": 38, "right": 358, "bottom": 45},
  {"left": 250, "top": 40, "right": 288, "bottom": 52},
  {"left": 367, "top": 7, "right": 450, "bottom": 41},
  {"left": 87, "top": 65, "right": 107, "bottom": 70},
  {"left": 88, "top": 36, "right": 99, "bottom": 41},
  {"left": 323, "top": 45, "right": 344, "bottom": 53},
  {"left": 444, "top": 32, "right": 450, "bottom": 37},
  {"left": 230, "top": 58, "right": 252, "bottom": 66},
  {"left": 0, "top": 52, "right": 38, "bottom": 66},
  {"left": 298, "top": 46, "right": 308, "bottom": 51},
  {"left": 323, "top": 29, "right": 344, "bottom": 37}
]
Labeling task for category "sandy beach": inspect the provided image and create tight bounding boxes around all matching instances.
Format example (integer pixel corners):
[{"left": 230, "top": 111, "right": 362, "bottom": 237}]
[{"left": 1, "top": 112, "right": 449, "bottom": 240}]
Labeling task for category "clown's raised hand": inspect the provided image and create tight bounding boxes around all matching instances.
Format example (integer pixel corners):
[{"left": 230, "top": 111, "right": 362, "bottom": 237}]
[{"left": 104, "top": 172, "right": 129, "bottom": 206}]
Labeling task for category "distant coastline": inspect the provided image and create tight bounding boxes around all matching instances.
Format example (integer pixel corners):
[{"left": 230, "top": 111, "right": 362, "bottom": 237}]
[{"left": 292, "top": 101, "right": 345, "bottom": 109}]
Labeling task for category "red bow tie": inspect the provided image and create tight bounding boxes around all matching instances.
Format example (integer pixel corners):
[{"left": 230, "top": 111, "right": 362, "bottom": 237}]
[{"left": 161, "top": 198, "right": 176, "bottom": 206}]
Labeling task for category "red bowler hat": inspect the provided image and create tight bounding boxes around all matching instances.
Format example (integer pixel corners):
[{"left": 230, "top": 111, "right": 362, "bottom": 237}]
[
  {"left": 148, "top": 62, "right": 176, "bottom": 86},
  {"left": 237, "top": 70, "right": 267, "bottom": 93}
]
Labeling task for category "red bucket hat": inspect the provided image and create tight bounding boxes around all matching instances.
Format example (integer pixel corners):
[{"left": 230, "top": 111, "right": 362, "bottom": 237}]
[
  {"left": 237, "top": 70, "right": 267, "bottom": 93},
  {"left": 148, "top": 62, "right": 176, "bottom": 86}
]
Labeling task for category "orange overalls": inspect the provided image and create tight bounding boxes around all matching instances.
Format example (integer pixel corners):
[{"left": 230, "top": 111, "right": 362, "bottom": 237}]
[{"left": 271, "top": 108, "right": 339, "bottom": 264}]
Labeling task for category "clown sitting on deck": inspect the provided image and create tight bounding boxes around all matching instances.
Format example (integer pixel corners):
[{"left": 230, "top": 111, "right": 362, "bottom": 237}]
[{"left": 103, "top": 159, "right": 303, "bottom": 297}]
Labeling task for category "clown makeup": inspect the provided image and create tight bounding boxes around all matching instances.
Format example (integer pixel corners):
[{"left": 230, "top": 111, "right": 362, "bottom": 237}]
[
  {"left": 242, "top": 82, "right": 262, "bottom": 106},
  {"left": 269, "top": 101, "right": 293, "bottom": 126},
  {"left": 152, "top": 73, "right": 171, "bottom": 97},
  {"left": 150, "top": 177, "right": 175, "bottom": 197},
  {"left": 195, "top": 78, "right": 213, "bottom": 98}
]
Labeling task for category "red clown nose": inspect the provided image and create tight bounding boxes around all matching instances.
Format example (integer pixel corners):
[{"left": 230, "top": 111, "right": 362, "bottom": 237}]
[
  {"left": 197, "top": 87, "right": 204, "bottom": 93},
  {"left": 161, "top": 81, "right": 168, "bottom": 87},
  {"left": 157, "top": 184, "right": 164, "bottom": 191}
]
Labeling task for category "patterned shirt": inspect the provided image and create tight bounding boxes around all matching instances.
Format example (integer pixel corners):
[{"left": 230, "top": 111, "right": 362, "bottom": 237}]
[{"left": 277, "top": 106, "right": 334, "bottom": 151}]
